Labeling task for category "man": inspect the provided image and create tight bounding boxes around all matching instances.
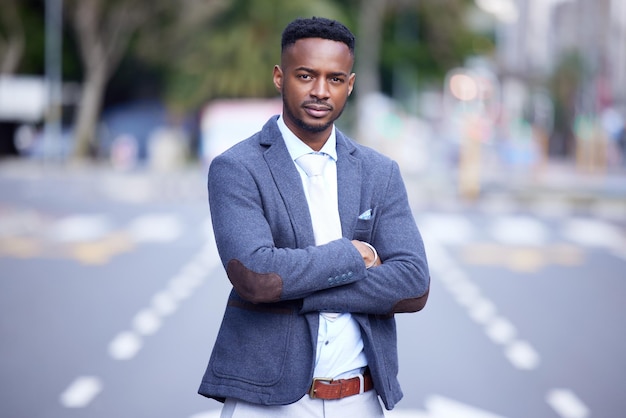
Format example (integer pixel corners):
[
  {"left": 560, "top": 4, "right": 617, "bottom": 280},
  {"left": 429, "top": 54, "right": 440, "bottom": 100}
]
[{"left": 199, "top": 17, "right": 430, "bottom": 417}]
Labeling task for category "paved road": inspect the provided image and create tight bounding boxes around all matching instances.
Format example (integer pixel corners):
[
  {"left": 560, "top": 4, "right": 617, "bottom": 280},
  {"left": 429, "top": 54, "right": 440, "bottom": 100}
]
[{"left": 0, "top": 162, "right": 624, "bottom": 418}]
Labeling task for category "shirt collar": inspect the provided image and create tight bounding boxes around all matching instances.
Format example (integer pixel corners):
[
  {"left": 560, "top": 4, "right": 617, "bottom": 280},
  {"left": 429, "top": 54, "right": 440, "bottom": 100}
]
[{"left": 277, "top": 114, "right": 337, "bottom": 162}]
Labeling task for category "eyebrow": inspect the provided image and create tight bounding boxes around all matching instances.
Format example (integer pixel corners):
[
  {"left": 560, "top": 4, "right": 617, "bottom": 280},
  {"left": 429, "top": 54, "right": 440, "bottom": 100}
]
[{"left": 294, "top": 66, "right": 349, "bottom": 78}]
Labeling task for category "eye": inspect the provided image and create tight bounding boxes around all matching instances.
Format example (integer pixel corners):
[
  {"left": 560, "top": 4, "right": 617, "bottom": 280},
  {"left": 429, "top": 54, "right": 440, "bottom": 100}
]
[
  {"left": 298, "top": 74, "right": 312, "bottom": 80},
  {"left": 330, "top": 77, "right": 344, "bottom": 83}
]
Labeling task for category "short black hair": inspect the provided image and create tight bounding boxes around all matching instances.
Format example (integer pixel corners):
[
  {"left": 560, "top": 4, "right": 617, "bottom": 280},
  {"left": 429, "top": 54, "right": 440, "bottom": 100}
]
[{"left": 281, "top": 17, "right": 355, "bottom": 55}]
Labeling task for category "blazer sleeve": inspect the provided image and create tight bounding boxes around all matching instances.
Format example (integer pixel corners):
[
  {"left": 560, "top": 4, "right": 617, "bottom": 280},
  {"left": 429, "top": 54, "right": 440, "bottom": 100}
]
[
  {"left": 300, "top": 160, "right": 430, "bottom": 316},
  {"left": 208, "top": 151, "right": 367, "bottom": 304}
]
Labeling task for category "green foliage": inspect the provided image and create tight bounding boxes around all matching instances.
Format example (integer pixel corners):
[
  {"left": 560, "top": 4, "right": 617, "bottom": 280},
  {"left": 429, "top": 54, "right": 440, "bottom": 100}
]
[
  {"left": 160, "top": 0, "right": 346, "bottom": 114},
  {"left": 5, "top": 0, "right": 491, "bottom": 116},
  {"left": 380, "top": 0, "right": 493, "bottom": 92}
]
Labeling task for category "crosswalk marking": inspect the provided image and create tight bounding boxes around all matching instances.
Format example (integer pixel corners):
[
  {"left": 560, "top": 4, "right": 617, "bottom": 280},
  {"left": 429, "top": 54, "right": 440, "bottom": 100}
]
[
  {"left": 128, "top": 214, "right": 184, "bottom": 242},
  {"left": 562, "top": 218, "right": 625, "bottom": 248},
  {"left": 49, "top": 214, "right": 111, "bottom": 242},
  {"left": 490, "top": 215, "right": 549, "bottom": 245}
]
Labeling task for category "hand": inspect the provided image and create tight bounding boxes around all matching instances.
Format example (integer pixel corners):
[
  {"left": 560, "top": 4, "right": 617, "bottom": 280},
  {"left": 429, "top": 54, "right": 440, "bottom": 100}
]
[{"left": 351, "top": 240, "right": 381, "bottom": 268}]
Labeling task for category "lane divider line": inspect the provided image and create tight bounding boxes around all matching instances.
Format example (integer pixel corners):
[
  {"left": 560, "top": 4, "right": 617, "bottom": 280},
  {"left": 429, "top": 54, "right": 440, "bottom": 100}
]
[
  {"left": 428, "top": 240, "right": 541, "bottom": 371},
  {"left": 427, "top": 238, "right": 590, "bottom": 417},
  {"left": 59, "top": 376, "right": 103, "bottom": 408},
  {"left": 546, "top": 389, "right": 590, "bottom": 418},
  {"left": 59, "top": 218, "right": 219, "bottom": 409}
]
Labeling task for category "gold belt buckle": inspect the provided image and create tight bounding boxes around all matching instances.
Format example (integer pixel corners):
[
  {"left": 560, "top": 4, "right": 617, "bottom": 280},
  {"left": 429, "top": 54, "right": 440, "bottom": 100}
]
[{"left": 309, "top": 377, "right": 333, "bottom": 398}]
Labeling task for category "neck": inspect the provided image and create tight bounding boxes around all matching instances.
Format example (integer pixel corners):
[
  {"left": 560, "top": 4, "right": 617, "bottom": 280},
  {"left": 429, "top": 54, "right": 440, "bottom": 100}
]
[{"left": 284, "top": 120, "right": 332, "bottom": 151}]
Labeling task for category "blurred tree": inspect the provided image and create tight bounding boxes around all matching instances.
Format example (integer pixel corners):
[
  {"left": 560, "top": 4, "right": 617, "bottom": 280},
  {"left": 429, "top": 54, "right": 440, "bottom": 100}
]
[
  {"left": 64, "top": 0, "right": 177, "bottom": 158},
  {"left": 549, "top": 52, "right": 585, "bottom": 157},
  {"left": 380, "top": 0, "right": 486, "bottom": 95},
  {"left": 0, "top": 0, "right": 25, "bottom": 74},
  {"left": 353, "top": 0, "right": 386, "bottom": 100},
  {"left": 137, "top": 0, "right": 345, "bottom": 115}
]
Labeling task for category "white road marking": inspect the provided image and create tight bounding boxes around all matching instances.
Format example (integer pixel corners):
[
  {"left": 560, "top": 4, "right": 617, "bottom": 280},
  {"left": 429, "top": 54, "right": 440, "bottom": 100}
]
[
  {"left": 484, "top": 317, "right": 517, "bottom": 345},
  {"left": 59, "top": 376, "right": 103, "bottom": 408},
  {"left": 49, "top": 215, "right": 111, "bottom": 242},
  {"left": 490, "top": 215, "right": 549, "bottom": 245},
  {"left": 428, "top": 240, "right": 541, "bottom": 371},
  {"left": 108, "top": 331, "right": 142, "bottom": 360},
  {"left": 467, "top": 298, "right": 497, "bottom": 324},
  {"left": 128, "top": 214, "right": 183, "bottom": 242},
  {"left": 58, "top": 217, "right": 219, "bottom": 411},
  {"left": 132, "top": 309, "right": 162, "bottom": 335},
  {"left": 107, "top": 237, "right": 218, "bottom": 362},
  {"left": 546, "top": 389, "right": 590, "bottom": 418},
  {"left": 448, "top": 279, "right": 482, "bottom": 307},
  {"left": 419, "top": 214, "right": 475, "bottom": 244},
  {"left": 151, "top": 290, "right": 179, "bottom": 316},
  {"left": 562, "top": 218, "right": 624, "bottom": 248},
  {"left": 505, "top": 340, "right": 540, "bottom": 370}
]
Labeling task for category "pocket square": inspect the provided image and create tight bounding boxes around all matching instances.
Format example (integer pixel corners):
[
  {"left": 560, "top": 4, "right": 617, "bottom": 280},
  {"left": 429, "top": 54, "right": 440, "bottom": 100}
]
[{"left": 358, "top": 209, "right": 372, "bottom": 220}]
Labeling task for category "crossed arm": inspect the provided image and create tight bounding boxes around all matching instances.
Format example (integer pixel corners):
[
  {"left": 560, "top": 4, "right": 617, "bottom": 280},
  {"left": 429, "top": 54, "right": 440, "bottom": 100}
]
[{"left": 208, "top": 154, "right": 429, "bottom": 316}]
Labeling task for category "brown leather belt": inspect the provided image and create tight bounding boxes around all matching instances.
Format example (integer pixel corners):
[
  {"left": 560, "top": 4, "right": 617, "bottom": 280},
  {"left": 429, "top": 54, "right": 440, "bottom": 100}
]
[{"left": 309, "top": 372, "right": 374, "bottom": 400}]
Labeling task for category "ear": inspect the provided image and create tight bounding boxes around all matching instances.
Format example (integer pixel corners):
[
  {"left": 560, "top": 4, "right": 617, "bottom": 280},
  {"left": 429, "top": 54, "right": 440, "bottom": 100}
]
[
  {"left": 348, "top": 73, "right": 356, "bottom": 96},
  {"left": 273, "top": 65, "right": 283, "bottom": 92}
]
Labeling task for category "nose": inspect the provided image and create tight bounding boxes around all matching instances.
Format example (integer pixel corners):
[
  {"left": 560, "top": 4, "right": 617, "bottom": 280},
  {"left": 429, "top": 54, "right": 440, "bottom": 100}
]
[{"left": 310, "top": 78, "right": 330, "bottom": 100}]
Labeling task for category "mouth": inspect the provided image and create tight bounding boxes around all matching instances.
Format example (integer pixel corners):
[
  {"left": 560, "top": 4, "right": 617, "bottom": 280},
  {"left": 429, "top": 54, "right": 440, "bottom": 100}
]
[{"left": 303, "top": 104, "right": 332, "bottom": 118}]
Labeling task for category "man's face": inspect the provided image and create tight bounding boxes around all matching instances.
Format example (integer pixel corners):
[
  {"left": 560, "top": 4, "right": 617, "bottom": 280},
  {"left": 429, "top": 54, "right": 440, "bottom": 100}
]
[{"left": 273, "top": 37, "right": 355, "bottom": 148}]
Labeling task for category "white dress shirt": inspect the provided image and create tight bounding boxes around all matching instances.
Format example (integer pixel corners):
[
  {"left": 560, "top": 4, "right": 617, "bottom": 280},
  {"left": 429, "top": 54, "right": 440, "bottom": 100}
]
[{"left": 277, "top": 115, "right": 367, "bottom": 379}]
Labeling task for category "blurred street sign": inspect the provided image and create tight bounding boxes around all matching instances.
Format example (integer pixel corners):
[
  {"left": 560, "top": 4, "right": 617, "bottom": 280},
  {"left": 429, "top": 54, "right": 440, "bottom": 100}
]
[
  {"left": 0, "top": 76, "right": 47, "bottom": 122},
  {"left": 200, "top": 98, "right": 282, "bottom": 164}
]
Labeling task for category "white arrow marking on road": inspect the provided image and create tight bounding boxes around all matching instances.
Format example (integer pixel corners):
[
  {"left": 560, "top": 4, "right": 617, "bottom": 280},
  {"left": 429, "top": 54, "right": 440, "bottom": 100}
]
[
  {"left": 546, "top": 389, "right": 590, "bottom": 418},
  {"left": 59, "top": 376, "right": 103, "bottom": 408}
]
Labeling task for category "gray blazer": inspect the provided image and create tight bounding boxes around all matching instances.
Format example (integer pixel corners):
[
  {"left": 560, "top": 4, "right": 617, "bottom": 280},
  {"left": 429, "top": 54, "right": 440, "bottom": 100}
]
[{"left": 198, "top": 116, "right": 430, "bottom": 410}]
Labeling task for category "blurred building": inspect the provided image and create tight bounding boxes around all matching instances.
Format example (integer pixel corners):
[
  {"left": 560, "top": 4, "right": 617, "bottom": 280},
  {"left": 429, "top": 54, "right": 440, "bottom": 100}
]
[{"left": 498, "top": 0, "right": 626, "bottom": 106}]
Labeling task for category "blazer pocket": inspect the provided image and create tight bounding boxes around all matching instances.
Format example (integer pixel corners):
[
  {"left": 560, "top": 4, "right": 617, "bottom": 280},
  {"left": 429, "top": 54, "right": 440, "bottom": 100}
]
[{"left": 352, "top": 207, "right": 377, "bottom": 242}]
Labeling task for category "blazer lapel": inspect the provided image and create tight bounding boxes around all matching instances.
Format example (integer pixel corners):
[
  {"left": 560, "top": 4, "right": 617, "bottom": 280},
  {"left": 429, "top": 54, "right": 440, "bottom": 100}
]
[
  {"left": 261, "top": 119, "right": 316, "bottom": 248},
  {"left": 336, "top": 132, "right": 362, "bottom": 239}
]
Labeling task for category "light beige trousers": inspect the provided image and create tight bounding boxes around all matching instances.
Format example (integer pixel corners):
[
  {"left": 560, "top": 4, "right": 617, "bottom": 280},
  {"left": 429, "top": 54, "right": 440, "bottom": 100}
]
[{"left": 220, "top": 390, "right": 385, "bottom": 418}]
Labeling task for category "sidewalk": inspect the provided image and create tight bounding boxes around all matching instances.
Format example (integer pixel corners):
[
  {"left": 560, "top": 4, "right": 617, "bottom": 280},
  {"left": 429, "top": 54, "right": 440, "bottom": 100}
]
[
  {"left": 1, "top": 157, "right": 625, "bottom": 220},
  {"left": 403, "top": 159, "right": 626, "bottom": 220}
]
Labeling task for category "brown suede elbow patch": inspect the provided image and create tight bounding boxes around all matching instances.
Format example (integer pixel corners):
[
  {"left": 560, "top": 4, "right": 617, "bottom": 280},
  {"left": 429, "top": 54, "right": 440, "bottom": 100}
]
[
  {"left": 391, "top": 285, "right": 430, "bottom": 313},
  {"left": 226, "top": 259, "right": 283, "bottom": 303}
]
